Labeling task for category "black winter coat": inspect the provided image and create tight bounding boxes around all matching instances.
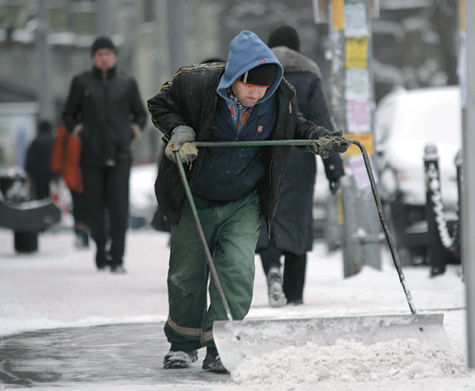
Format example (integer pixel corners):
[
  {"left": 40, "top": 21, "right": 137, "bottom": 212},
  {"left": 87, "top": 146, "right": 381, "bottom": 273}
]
[
  {"left": 62, "top": 66, "right": 146, "bottom": 164},
  {"left": 147, "top": 63, "right": 328, "bottom": 227},
  {"left": 25, "top": 132, "right": 55, "bottom": 199},
  {"left": 256, "top": 47, "right": 344, "bottom": 254}
]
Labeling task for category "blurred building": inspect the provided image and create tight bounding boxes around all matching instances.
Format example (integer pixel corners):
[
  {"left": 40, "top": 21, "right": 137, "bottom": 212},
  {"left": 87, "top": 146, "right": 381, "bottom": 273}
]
[{"left": 0, "top": 0, "right": 459, "bottom": 166}]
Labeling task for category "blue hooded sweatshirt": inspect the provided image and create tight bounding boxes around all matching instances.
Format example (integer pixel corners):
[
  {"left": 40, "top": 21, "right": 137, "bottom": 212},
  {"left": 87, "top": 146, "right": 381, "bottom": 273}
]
[{"left": 193, "top": 31, "right": 284, "bottom": 202}]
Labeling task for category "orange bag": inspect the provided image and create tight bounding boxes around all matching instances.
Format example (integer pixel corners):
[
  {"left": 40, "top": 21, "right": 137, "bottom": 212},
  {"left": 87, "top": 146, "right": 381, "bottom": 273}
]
[{"left": 50, "top": 125, "right": 83, "bottom": 193}]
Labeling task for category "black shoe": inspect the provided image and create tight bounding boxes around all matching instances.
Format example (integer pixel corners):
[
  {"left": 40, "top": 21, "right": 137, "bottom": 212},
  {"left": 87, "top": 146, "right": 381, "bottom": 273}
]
[
  {"left": 287, "top": 299, "right": 303, "bottom": 306},
  {"left": 163, "top": 349, "right": 198, "bottom": 369},
  {"left": 430, "top": 266, "right": 446, "bottom": 278},
  {"left": 95, "top": 248, "right": 109, "bottom": 270},
  {"left": 202, "top": 347, "right": 228, "bottom": 373},
  {"left": 110, "top": 264, "right": 127, "bottom": 274}
]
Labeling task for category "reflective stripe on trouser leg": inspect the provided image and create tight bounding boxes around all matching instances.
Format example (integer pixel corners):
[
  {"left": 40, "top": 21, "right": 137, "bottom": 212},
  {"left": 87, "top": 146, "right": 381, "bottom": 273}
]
[{"left": 202, "top": 191, "right": 261, "bottom": 347}]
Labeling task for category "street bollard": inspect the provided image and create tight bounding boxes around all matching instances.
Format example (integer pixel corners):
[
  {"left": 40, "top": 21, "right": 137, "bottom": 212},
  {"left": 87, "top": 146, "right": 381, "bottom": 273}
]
[{"left": 423, "top": 144, "right": 460, "bottom": 276}]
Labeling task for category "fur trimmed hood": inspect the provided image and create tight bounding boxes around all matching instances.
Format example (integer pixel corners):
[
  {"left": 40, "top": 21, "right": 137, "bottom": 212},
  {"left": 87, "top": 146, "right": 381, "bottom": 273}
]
[{"left": 271, "top": 46, "right": 322, "bottom": 79}]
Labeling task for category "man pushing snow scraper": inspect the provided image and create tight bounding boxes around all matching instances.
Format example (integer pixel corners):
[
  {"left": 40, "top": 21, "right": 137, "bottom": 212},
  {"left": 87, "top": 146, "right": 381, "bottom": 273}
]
[{"left": 148, "top": 29, "right": 444, "bottom": 374}]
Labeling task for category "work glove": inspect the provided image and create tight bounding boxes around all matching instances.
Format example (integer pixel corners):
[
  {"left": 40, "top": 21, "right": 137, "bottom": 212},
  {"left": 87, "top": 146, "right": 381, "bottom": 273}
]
[
  {"left": 310, "top": 130, "right": 350, "bottom": 159},
  {"left": 165, "top": 125, "right": 199, "bottom": 164}
]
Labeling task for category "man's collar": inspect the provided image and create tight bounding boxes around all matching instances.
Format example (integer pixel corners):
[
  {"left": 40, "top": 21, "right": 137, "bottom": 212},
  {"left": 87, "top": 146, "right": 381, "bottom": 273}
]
[{"left": 92, "top": 66, "right": 117, "bottom": 79}]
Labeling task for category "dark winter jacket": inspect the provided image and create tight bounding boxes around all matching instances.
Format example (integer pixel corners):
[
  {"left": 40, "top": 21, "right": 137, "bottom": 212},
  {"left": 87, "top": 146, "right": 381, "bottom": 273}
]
[
  {"left": 192, "top": 30, "right": 284, "bottom": 202},
  {"left": 62, "top": 66, "right": 146, "bottom": 164},
  {"left": 148, "top": 65, "right": 328, "bottom": 227},
  {"left": 256, "top": 46, "right": 344, "bottom": 254},
  {"left": 25, "top": 129, "right": 55, "bottom": 199}
]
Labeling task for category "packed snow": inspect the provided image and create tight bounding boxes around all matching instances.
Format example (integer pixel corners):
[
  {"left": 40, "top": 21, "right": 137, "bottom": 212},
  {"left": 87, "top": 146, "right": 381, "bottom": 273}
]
[{"left": 0, "top": 227, "right": 474, "bottom": 390}]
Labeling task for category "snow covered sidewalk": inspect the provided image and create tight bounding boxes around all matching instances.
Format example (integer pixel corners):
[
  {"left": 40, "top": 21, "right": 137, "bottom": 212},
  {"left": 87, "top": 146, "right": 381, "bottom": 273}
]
[{"left": 0, "top": 228, "right": 474, "bottom": 390}]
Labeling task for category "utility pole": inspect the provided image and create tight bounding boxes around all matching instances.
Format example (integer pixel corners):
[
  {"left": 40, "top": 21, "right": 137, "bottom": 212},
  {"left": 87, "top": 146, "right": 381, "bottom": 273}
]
[
  {"left": 314, "top": 0, "right": 380, "bottom": 277},
  {"left": 166, "top": 0, "right": 188, "bottom": 75},
  {"left": 35, "top": 0, "right": 54, "bottom": 123},
  {"left": 460, "top": 0, "right": 475, "bottom": 369}
]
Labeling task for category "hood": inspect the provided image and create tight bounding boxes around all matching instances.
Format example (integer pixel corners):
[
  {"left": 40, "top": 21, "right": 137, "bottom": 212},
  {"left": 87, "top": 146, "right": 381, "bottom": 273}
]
[
  {"left": 217, "top": 30, "right": 284, "bottom": 104},
  {"left": 271, "top": 46, "right": 322, "bottom": 78}
]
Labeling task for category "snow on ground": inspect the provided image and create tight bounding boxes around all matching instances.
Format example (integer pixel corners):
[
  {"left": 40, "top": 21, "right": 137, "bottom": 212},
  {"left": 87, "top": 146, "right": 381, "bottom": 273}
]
[{"left": 0, "top": 227, "right": 474, "bottom": 390}]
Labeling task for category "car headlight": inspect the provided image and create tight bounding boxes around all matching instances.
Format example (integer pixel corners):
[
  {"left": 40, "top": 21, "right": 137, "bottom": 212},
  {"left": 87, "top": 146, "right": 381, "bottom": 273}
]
[{"left": 379, "top": 166, "right": 398, "bottom": 201}]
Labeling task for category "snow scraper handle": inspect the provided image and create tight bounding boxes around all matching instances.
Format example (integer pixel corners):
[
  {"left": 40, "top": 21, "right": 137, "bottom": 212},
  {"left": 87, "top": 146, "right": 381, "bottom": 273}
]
[
  {"left": 178, "top": 139, "right": 417, "bottom": 316},
  {"left": 174, "top": 151, "right": 235, "bottom": 322},
  {"left": 348, "top": 139, "right": 417, "bottom": 315}
]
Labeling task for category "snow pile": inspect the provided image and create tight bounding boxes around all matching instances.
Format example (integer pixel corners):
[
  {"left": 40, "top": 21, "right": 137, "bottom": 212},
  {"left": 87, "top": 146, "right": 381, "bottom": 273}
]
[{"left": 231, "top": 339, "right": 467, "bottom": 386}]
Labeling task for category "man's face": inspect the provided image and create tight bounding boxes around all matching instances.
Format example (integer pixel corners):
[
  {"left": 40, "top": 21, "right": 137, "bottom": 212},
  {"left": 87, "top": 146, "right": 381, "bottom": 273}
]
[
  {"left": 93, "top": 48, "right": 117, "bottom": 71},
  {"left": 231, "top": 81, "right": 269, "bottom": 107}
]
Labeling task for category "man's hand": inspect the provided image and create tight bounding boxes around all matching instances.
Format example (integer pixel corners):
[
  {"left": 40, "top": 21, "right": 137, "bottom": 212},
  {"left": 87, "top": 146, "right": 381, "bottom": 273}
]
[
  {"left": 329, "top": 180, "right": 340, "bottom": 194},
  {"left": 72, "top": 124, "right": 83, "bottom": 137},
  {"left": 310, "top": 131, "right": 350, "bottom": 159},
  {"left": 131, "top": 124, "right": 142, "bottom": 140},
  {"left": 165, "top": 125, "right": 198, "bottom": 163}
]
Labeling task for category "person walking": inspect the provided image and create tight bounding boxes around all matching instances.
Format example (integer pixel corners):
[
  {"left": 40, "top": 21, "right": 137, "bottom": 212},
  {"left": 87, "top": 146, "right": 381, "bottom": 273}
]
[
  {"left": 25, "top": 120, "right": 55, "bottom": 200},
  {"left": 50, "top": 124, "right": 89, "bottom": 248},
  {"left": 256, "top": 26, "right": 345, "bottom": 307},
  {"left": 147, "top": 30, "right": 349, "bottom": 372},
  {"left": 62, "top": 36, "right": 147, "bottom": 273}
]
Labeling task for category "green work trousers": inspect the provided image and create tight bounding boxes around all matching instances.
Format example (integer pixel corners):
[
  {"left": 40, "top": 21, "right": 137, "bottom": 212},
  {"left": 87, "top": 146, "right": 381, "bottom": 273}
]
[{"left": 164, "top": 191, "right": 261, "bottom": 351}]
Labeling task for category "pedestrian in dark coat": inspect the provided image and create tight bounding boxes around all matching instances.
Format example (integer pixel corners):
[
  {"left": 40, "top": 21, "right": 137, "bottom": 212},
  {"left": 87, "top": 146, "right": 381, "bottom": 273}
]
[
  {"left": 25, "top": 120, "right": 55, "bottom": 200},
  {"left": 256, "top": 26, "right": 345, "bottom": 307},
  {"left": 62, "top": 36, "right": 147, "bottom": 272},
  {"left": 147, "top": 30, "right": 349, "bottom": 373}
]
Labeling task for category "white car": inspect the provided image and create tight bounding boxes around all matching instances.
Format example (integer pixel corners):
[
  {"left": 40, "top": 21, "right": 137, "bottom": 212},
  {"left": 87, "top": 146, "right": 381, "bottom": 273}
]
[
  {"left": 374, "top": 86, "right": 461, "bottom": 265},
  {"left": 129, "top": 163, "right": 157, "bottom": 228}
]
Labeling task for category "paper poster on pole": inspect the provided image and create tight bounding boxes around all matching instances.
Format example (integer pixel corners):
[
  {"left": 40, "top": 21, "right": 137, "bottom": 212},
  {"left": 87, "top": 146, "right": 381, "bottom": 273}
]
[
  {"left": 345, "top": 133, "right": 374, "bottom": 156},
  {"left": 344, "top": 4, "right": 367, "bottom": 37},
  {"left": 346, "top": 101, "right": 371, "bottom": 133},
  {"left": 345, "top": 37, "right": 368, "bottom": 68},
  {"left": 346, "top": 155, "right": 375, "bottom": 189},
  {"left": 331, "top": 0, "right": 345, "bottom": 30},
  {"left": 460, "top": 0, "right": 466, "bottom": 31},
  {"left": 345, "top": 69, "right": 370, "bottom": 101}
]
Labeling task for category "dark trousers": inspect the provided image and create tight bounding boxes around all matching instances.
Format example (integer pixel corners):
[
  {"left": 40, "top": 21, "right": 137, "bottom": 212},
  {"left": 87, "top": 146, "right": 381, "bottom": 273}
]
[
  {"left": 70, "top": 190, "right": 88, "bottom": 228},
  {"left": 165, "top": 192, "right": 261, "bottom": 351},
  {"left": 81, "top": 159, "right": 131, "bottom": 264},
  {"left": 260, "top": 244, "right": 307, "bottom": 302}
]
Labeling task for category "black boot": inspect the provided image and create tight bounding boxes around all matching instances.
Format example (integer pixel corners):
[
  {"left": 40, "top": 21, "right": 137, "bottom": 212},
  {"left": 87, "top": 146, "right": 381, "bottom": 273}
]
[
  {"left": 95, "top": 246, "right": 109, "bottom": 270},
  {"left": 202, "top": 347, "right": 228, "bottom": 373}
]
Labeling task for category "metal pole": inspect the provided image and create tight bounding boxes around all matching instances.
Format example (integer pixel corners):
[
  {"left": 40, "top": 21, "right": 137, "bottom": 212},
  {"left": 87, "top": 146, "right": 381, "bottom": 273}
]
[
  {"left": 462, "top": 0, "right": 475, "bottom": 369},
  {"left": 328, "top": 0, "right": 380, "bottom": 276},
  {"left": 96, "top": 0, "right": 113, "bottom": 36},
  {"left": 166, "top": 0, "right": 188, "bottom": 75},
  {"left": 35, "top": 0, "right": 54, "bottom": 122}
]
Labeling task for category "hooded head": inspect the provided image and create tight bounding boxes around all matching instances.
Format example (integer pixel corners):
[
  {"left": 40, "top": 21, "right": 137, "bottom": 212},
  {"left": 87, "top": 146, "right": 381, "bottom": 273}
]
[{"left": 217, "top": 30, "right": 283, "bottom": 105}]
